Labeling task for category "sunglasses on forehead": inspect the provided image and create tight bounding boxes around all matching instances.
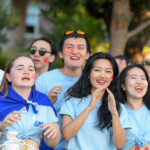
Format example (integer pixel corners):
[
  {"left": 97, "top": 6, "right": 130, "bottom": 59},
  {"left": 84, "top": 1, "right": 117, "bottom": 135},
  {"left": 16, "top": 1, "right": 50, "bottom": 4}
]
[
  {"left": 64, "top": 30, "right": 85, "bottom": 35},
  {"left": 29, "top": 47, "right": 52, "bottom": 56}
]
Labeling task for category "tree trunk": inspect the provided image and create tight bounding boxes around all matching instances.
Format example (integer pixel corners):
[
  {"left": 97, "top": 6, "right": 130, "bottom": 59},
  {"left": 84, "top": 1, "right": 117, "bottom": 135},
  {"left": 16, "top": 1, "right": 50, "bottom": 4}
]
[
  {"left": 109, "top": 0, "right": 130, "bottom": 56},
  {"left": 7, "top": 0, "right": 28, "bottom": 51}
]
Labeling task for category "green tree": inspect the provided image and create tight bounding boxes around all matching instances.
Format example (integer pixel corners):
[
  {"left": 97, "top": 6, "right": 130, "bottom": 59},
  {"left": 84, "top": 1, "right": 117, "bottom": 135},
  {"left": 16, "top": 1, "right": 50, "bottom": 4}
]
[{"left": 0, "top": 0, "right": 19, "bottom": 50}]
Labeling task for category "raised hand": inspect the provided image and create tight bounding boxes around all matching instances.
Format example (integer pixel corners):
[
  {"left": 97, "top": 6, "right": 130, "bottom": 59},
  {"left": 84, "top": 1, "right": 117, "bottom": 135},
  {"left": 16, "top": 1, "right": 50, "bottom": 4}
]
[
  {"left": 1, "top": 111, "right": 21, "bottom": 130},
  {"left": 88, "top": 87, "right": 104, "bottom": 110},
  {"left": 48, "top": 86, "right": 63, "bottom": 104},
  {"left": 106, "top": 88, "right": 118, "bottom": 116}
]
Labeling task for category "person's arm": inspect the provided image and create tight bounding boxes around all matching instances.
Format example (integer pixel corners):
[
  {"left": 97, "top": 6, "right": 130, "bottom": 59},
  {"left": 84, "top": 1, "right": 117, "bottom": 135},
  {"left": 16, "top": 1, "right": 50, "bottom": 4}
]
[
  {"left": 107, "top": 88, "right": 126, "bottom": 149},
  {"left": 0, "top": 111, "right": 21, "bottom": 132},
  {"left": 40, "top": 122, "right": 61, "bottom": 148},
  {"left": 61, "top": 88, "right": 104, "bottom": 140}
]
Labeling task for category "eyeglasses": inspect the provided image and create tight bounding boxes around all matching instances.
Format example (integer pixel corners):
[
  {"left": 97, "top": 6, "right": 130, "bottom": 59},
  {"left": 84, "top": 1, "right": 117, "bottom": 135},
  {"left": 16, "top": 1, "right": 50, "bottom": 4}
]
[
  {"left": 29, "top": 47, "right": 52, "bottom": 56},
  {"left": 64, "top": 30, "right": 85, "bottom": 35}
]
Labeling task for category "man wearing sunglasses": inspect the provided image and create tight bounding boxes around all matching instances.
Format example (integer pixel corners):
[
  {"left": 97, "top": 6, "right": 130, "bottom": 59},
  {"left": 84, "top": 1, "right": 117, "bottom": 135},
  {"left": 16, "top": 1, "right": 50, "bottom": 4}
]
[
  {"left": 36, "top": 30, "right": 91, "bottom": 150},
  {"left": 29, "top": 37, "right": 57, "bottom": 79}
]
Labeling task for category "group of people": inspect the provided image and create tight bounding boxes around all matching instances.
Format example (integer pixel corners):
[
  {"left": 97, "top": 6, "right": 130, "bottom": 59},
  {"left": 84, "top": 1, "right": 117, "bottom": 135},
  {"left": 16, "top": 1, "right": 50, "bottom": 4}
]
[{"left": 0, "top": 30, "right": 150, "bottom": 150}]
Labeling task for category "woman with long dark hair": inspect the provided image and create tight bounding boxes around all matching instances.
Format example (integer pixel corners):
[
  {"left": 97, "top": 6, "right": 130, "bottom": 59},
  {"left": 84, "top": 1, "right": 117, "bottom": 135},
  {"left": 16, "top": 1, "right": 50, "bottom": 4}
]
[
  {"left": 117, "top": 64, "right": 150, "bottom": 150},
  {"left": 59, "top": 52, "right": 130, "bottom": 150}
]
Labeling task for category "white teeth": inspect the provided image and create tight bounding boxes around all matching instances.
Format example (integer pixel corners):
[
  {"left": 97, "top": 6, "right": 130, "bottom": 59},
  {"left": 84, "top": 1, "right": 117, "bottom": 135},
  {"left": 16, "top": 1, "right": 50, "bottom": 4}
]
[
  {"left": 71, "top": 56, "right": 79, "bottom": 60},
  {"left": 135, "top": 87, "right": 142, "bottom": 90},
  {"left": 97, "top": 80, "right": 105, "bottom": 83}
]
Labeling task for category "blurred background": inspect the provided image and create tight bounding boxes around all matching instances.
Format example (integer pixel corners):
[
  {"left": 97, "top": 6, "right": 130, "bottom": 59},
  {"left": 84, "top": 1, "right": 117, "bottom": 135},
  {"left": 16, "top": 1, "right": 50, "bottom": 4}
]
[{"left": 0, "top": 0, "right": 150, "bottom": 69}]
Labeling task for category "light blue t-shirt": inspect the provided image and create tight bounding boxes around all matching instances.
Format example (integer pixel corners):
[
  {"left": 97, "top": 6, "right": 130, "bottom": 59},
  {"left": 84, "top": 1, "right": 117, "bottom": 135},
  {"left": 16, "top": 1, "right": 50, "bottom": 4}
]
[
  {"left": 0, "top": 69, "right": 4, "bottom": 84},
  {"left": 0, "top": 104, "right": 58, "bottom": 145},
  {"left": 35, "top": 69, "right": 79, "bottom": 115},
  {"left": 59, "top": 95, "right": 131, "bottom": 150},
  {"left": 121, "top": 104, "right": 150, "bottom": 150}
]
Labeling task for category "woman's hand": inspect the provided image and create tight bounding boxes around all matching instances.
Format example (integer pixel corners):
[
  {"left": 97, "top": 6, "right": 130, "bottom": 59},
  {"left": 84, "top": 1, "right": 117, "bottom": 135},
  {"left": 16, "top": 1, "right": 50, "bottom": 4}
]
[
  {"left": 106, "top": 88, "right": 118, "bottom": 116},
  {"left": 0, "top": 111, "right": 21, "bottom": 131},
  {"left": 40, "top": 122, "right": 59, "bottom": 139},
  {"left": 88, "top": 87, "right": 104, "bottom": 110}
]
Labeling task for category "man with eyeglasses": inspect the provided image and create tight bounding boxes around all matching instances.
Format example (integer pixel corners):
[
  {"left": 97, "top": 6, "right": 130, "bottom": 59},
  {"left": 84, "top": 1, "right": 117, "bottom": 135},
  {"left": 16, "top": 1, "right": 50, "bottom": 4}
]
[
  {"left": 35, "top": 30, "right": 91, "bottom": 150},
  {"left": 29, "top": 37, "right": 57, "bottom": 79}
]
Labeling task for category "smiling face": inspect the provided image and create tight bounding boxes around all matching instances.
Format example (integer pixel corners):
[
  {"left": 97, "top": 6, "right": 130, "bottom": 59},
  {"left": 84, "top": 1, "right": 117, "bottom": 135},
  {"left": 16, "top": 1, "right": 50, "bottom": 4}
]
[
  {"left": 59, "top": 37, "right": 90, "bottom": 69},
  {"left": 90, "top": 59, "right": 114, "bottom": 94},
  {"left": 29, "top": 40, "right": 55, "bottom": 71},
  {"left": 6, "top": 57, "right": 36, "bottom": 90},
  {"left": 123, "top": 67, "right": 148, "bottom": 101}
]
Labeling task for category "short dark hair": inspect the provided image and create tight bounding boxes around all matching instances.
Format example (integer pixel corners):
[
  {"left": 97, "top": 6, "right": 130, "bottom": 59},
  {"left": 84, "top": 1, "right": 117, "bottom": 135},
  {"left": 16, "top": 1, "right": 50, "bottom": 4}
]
[
  {"left": 29, "top": 37, "right": 57, "bottom": 57},
  {"left": 59, "top": 31, "right": 91, "bottom": 54},
  {"left": 29, "top": 37, "right": 57, "bottom": 70},
  {"left": 115, "top": 55, "right": 130, "bottom": 65}
]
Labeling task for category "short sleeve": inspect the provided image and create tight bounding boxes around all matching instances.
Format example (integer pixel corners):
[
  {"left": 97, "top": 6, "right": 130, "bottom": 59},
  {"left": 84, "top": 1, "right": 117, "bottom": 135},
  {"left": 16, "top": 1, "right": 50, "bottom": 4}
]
[
  {"left": 119, "top": 104, "right": 132, "bottom": 129},
  {"left": 35, "top": 75, "right": 44, "bottom": 93},
  {"left": 59, "top": 99, "right": 76, "bottom": 120}
]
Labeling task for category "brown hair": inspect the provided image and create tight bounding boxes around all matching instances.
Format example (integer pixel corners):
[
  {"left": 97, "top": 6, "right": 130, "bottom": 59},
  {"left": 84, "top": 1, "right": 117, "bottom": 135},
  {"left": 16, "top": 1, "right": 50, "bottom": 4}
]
[{"left": 0, "top": 55, "right": 35, "bottom": 97}]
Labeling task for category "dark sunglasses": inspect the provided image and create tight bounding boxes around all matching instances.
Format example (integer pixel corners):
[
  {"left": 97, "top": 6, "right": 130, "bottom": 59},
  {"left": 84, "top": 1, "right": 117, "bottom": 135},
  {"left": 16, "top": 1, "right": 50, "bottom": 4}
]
[
  {"left": 29, "top": 47, "right": 52, "bottom": 56},
  {"left": 64, "top": 30, "right": 85, "bottom": 35}
]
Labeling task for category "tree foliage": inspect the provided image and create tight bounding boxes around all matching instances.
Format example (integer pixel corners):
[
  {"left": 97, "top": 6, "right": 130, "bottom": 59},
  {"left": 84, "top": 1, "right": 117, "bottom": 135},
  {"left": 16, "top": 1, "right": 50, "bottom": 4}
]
[{"left": 0, "top": 0, "right": 20, "bottom": 50}]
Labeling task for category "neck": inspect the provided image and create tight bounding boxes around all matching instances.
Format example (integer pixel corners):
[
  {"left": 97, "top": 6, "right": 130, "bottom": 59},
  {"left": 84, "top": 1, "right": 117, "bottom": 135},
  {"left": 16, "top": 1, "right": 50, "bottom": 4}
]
[
  {"left": 126, "top": 97, "right": 143, "bottom": 110},
  {"left": 59, "top": 67, "right": 82, "bottom": 77},
  {"left": 12, "top": 86, "right": 31, "bottom": 100},
  {"left": 36, "top": 66, "right": 48, "bottom": 79}
]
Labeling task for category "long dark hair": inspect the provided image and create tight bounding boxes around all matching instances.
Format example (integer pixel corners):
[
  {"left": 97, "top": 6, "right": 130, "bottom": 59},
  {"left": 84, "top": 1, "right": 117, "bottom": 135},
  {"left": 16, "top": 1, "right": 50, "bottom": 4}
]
[
  {"left": 117, "top": 63, "right": 150, "bottom": 110},
  {"left": 66, "top": 52, "right": 120, "bottom": 130}
]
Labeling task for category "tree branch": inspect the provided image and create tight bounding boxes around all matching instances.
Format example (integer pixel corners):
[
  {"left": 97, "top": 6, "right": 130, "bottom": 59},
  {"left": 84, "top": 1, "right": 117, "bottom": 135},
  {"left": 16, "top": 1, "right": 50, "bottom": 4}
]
[{"left": 127, "top": 19, "right": 150, "bottom": 39}]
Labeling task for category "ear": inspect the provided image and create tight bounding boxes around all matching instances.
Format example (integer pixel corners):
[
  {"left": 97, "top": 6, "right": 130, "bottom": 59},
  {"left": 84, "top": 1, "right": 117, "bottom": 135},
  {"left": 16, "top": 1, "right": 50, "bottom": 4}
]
[
  {"left": 49, "top": 55, "right": 56, "bottom": 63},
  {"left": 6, "top": 73, "right": 11, "bottom": 82},
  {"left": 85, "top": 52, "right": 90, "bottom": 60},
  {"left": 121, "top": 84, "right": 126, "bottom": 91},
  {"left": 59, "top": 51, "right": 63, "bottom": 59}
]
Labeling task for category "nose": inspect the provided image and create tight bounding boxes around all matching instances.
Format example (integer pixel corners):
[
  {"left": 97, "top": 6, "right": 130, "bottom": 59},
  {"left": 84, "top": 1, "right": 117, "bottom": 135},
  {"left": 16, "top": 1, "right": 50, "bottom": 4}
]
[
  {"left": 34, "top": 50, "right": 40, "bottom": 56},
  {"left": 99, "top": 70, "right": 105, "bottom": 77},
  {"left": 71, "top": 48, "right": 77, "bottom": 54},
  {"left": 23, "top": 69, "right": 29, "bottom": 74},
  {"left": 136, "top": 78, "right": 143, "bottom": 84}
]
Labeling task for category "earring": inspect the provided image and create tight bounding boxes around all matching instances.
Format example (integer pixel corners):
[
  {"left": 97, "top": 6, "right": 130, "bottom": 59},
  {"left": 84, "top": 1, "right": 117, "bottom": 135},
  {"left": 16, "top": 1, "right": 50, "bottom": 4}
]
[{"left": 123, "top": 88, "right": 126, "bottom": 91}]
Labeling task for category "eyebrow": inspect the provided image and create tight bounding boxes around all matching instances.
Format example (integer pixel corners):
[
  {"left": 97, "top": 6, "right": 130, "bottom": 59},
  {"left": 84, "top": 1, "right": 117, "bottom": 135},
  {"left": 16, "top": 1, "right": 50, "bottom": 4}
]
[
  {"left": 31, "top": 46, "right": 47, "bottom": 50},
  {"left": 93, "top": 66, "right": 113, "bottom": 70},
  {"left": 129, "top": 74, "right": 146, "bottom": 77},
  {"left": 66, "top": 44, "right": 85, "bottom": 47},
  {"left": 16, "top": 64, "right": 34, "bottom": 68}
]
